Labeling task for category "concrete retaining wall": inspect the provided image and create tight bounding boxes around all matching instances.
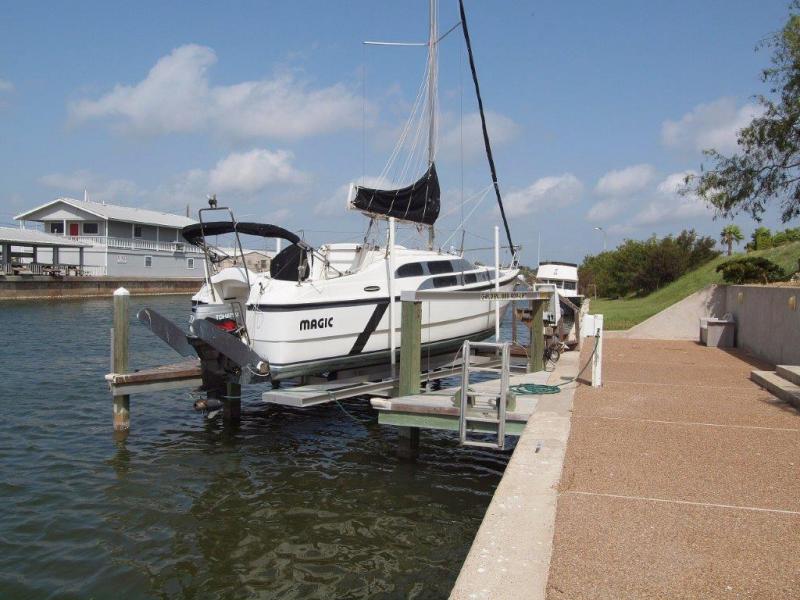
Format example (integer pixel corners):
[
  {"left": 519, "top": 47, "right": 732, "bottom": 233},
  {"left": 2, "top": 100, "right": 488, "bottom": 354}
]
[
  {"left": 619, "top": 283, "right": 800, "bottom": 366},
  {"left": 0, "top": 276, "right": 201, "bottom": 300},
  {"left": 724, "top": 285, "right": 800, "bottom": 366}
]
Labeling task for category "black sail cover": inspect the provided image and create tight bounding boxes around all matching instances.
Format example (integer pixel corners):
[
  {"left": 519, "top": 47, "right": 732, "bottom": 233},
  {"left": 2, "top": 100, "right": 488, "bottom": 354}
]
[{"left": 350, "top": 163, "right": 440, "bottom": 225}]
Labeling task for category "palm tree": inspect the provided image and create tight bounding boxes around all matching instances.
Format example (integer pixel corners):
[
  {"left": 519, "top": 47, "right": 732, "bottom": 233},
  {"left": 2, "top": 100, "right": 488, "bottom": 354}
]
[{"left": 720, "top": 224, "right": 744, "bottom": 256}]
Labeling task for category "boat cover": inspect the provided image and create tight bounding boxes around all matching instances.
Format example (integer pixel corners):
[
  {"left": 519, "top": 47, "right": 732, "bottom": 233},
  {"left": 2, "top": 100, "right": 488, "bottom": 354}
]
[
  {"left": 182, "top": 222, "right": 301, "bottom": 245},
  {"left": 350, "top": 163, "right": 440, "bottom": 225}
]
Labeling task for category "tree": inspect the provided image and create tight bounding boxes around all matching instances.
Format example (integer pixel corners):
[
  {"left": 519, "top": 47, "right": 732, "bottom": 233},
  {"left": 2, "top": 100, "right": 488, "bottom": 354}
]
[
  {"left": 685, "top": 3, "right": 800, "bottom": 223},
  {"left": 720, "top": 224, "right": 744, "bottom": 255},
  {"left": 579, "top": 230, "right": 719, "bottom": 298},
  {"left": 716, "top": 256, "right": 786, "bottom": 284},
  {"left": 746, "top": 226, "right": 774, "bottom": 251}
]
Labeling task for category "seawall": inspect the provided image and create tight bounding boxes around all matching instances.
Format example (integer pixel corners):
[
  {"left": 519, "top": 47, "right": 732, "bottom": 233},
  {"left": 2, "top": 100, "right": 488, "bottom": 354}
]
[{"left": 0, "top": 276, "right": 201, "bottom": 300}]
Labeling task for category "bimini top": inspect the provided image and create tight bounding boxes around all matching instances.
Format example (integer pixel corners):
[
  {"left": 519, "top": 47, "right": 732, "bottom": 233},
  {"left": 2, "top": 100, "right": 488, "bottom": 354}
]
[{"left": 182, "top": 222, "right": 301, "bottom": 246}]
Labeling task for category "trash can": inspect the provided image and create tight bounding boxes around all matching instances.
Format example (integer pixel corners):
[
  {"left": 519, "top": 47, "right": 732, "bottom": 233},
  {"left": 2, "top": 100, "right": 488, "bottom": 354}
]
[{"left": 700, "top": 317, "right": 735, "bottom": 348}]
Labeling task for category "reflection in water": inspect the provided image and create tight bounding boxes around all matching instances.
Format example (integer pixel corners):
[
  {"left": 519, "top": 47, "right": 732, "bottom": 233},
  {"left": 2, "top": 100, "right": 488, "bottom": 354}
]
[{"left": 0, "top": 296, "right": 514, "bottom": 599}]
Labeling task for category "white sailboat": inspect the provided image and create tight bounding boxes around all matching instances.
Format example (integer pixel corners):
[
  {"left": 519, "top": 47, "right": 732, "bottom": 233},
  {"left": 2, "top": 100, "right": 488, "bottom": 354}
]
[{"left": 173, "top": 0, "right": 520, "bottom": 382}]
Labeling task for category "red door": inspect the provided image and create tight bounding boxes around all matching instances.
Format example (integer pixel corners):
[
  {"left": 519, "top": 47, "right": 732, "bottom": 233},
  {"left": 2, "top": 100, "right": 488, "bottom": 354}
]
[{"left": 69, "top": 224, "right": 79, "bottom": 236}]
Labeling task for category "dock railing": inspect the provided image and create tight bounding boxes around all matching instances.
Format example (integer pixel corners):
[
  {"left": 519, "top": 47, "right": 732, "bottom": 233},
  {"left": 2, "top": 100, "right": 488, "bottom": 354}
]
[{"left": 392, "top": 289, "right": 551, "bottom": 457}]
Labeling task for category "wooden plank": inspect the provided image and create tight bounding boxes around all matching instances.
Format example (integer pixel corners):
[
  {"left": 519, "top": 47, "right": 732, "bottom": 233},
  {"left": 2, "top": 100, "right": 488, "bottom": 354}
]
[
  {"left": 401, "top": 290, "right": 551, "bottom": 302},
  {"left": 109, "top": 377, "right": 203, "bottom": 396},
  {"left": 378, "top": 412, "right": 528, "bottom": 436},
  {"left": 106, "top": 359, "right": 201, "bottom": 385}
]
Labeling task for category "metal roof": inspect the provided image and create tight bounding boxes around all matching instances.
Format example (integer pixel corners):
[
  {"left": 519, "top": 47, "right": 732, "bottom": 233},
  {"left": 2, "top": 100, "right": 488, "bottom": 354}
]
[
  {"left": 14, "top": 197, "right": 198, "bottom": 229},
  {"left": 0, "top": 227, "right": 91, "bottom": 248}
]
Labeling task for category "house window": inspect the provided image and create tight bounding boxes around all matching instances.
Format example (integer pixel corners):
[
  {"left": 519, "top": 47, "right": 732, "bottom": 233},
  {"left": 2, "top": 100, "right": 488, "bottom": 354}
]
[
  {"left": 83, "top": 222, "right": 99, "bottom": 235},
  {"left": 144, "top": 256, "right": 153, "bottom": 268},
  {"left": 134, "top": 225, "right": 143, "bottom": 238},
  {"left": 50, "top": 222, "right": 64, "bottom": 234},
  {"left": 187, "top": 258, "right": 195, "bottom": 269}
]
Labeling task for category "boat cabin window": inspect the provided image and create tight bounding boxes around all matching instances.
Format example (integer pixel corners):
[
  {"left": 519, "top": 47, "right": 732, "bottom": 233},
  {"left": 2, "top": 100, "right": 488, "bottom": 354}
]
[
  {"left": 563, "top": 281, "right": 577, "bottom": 290},
  {"left": 464, "top": 273, "right": 478, "bottom": 284},
  {"left": 433, "top": 275, "right": 458, "bottom": 288},
  {"left": 452, "top": 258, "right": 474, "bottom": 271},
  {"left": 427, "top": 260, "right": 453, "bottom": 275},
  {"left": 396, "top": 262, "right": 425, "bottom": 278},
  {"left": 417, "top": 274, "right": 458, "bottom": 290}
]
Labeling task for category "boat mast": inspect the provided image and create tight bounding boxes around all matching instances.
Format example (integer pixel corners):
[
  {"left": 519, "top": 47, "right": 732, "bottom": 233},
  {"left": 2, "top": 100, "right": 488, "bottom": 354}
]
[{"left": 427, "top": 0, "right": 437, "bottom": 251}]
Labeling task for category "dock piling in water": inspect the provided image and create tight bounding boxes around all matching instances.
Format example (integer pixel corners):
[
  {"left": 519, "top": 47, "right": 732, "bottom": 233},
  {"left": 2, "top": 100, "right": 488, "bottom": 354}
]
[
  {"left": 112, "top": 287, "right": 131, "bottom": 432},
  {"left": 397, "top": 300, "right": 422, "bottom": 459}
]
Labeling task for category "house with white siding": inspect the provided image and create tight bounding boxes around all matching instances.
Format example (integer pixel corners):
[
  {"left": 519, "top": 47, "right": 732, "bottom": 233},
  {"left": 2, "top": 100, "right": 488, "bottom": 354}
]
[{"left": 14, "top": 197, "right": 204, "bottom": 277}]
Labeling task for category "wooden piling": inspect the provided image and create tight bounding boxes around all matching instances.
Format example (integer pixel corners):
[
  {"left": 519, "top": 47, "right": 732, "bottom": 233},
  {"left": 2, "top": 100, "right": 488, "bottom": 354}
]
[
  {"left": 399, "top": 301, "right": 422, "bottom": 396},
  {"left": 528, "top": 299, "right": 545, "bottom": 373},
  {"left": 511, "top": 301, "right": 518, "bottom": 345},
  {"left": 397, "top": 300, "right": 422, "bottom": 459},
  {"left": 112, "top": 287, "right": 130, "bottom": 432}
]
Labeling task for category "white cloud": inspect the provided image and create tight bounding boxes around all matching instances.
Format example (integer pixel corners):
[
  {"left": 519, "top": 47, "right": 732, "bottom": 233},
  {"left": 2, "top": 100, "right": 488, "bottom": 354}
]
[
  {"left": 586, "top": 198, "right": 625, "bottom": 222},
  {"left": 157, "top": 148, "right": 308, "bottom": 210},
  {"left": 630, "top": 170, "right": 712, "bottom": 226},
  {"left": 594, "top": 164, "right": 655, "bottom": 197},
  {"left": 504, "top": 174, "right": 583, "bottom": 217},
  {"left": 437, "top": 111, "right": 519, "bottom": 161},
  {"left": 39, "top": 170, "right": 138, "bottom": 202},
  {"left": 208, "top": 149, "right": 306, "bottom": 193},
  {"left": 661, "top": 97, "right": 765, "bottom": 154},
  {"left": 0, "top": 79, "right": 13, "bottom": 92},
  {"left": 69, "top": 44, "right": 367, "bottom": 140},
  {"left": 314, "top": 176, "right": 389, "bottom": 216}
]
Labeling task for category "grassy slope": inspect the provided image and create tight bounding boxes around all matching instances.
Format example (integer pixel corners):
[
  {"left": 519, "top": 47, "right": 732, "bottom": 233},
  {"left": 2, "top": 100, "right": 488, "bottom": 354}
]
[{"left": 592, "top": 241, "right": 800, "bottom": 330}]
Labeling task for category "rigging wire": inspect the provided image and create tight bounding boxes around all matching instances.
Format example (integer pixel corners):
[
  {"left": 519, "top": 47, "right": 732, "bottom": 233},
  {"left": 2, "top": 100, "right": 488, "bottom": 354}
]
[
  {"left": 459, "top": 39, "right": 464, "bottom": 240},
  {"left": 458, "top": 0, "right": 515, "bottom": 255},
  {"left": 362, "top": 42, "right": 367, "bottom": 183}
]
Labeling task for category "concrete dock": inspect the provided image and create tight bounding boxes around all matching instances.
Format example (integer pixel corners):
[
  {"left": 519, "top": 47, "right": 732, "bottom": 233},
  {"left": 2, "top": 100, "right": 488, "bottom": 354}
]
[
  {"left": 547, "top": 339, "right": 800, "bottom": 599},
  {"left": 451, "top": 338, "right": 800, "bottom": 599}
]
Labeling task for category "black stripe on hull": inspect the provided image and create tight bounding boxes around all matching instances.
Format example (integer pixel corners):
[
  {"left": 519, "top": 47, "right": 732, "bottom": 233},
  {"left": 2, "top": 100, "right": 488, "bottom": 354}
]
[
  {"left": 268, "top": 327, "right": 496, "bottom": 380},
  {"left": 349, "top": 301, "right": 389, "bottom": 355}
]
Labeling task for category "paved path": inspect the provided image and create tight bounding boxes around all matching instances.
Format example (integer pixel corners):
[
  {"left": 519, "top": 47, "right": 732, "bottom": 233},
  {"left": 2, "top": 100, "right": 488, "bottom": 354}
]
[{"left": 547, "top": 339, "right": 800, "bottom": 599}]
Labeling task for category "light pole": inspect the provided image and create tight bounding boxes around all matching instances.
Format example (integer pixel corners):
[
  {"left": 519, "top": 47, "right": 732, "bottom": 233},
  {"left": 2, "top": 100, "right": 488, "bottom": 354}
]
[{"left": 594, "top": 226, "right": 607, "bottom": 252}]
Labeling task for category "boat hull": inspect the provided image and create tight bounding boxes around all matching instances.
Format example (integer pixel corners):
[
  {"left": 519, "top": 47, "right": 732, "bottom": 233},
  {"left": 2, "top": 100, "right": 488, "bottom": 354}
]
[{"left": 246, "top": 276, "right": 517, "bottom": 380}]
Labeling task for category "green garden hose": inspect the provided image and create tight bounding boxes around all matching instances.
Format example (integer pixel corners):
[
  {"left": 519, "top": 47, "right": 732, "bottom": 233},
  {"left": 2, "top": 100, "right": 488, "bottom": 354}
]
[{"left": 511, "top": 332, "right": 601, "bottom": 395}]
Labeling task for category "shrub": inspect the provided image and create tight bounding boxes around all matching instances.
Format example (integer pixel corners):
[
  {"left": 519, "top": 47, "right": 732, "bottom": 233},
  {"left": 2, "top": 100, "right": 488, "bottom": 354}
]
[
  {"left": 716, "top": 256, "right": 786, "bottom": 284},
  {"left": 579, "top": 229, "right": 719, "bottom": 298}
]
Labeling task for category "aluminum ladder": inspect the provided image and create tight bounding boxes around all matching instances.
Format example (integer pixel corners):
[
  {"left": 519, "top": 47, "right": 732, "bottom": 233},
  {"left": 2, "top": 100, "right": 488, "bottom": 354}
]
[{"left": 459, "top": 340, "right": 510, "bottom": 450}]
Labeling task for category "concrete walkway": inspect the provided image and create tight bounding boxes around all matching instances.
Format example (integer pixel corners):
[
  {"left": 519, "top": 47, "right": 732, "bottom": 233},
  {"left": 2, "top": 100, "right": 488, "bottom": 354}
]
[{"left": 547, "top": 339, "right": 800, "bottom": 599}]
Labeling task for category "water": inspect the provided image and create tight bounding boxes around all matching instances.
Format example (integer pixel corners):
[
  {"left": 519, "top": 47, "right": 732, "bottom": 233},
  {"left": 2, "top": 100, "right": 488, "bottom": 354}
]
[{"left": 0, "top": 296, "right": 514, "bottom": 599}]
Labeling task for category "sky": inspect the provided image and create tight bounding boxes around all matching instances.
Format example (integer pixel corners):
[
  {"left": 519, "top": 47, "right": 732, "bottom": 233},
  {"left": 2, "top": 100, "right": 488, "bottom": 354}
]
[{"left": 0, "top": 0, "right": 796, "bottom": 266}]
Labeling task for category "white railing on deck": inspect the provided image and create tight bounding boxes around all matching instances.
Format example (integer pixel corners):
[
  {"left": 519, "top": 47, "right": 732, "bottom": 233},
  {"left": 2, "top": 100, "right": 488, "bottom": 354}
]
[
  {"left": 68, "top": 236, "right": 201, "bottom": 254},
  {"left": 2, "top": 263, "right": 106, "bottom": 276}
]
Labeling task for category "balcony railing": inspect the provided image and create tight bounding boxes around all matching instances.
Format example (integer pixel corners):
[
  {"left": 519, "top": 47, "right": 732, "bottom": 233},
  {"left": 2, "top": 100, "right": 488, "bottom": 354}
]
[
  {"left": 68, "top": 235, "right": 201, "bottom": 254},
  {"left": 2, "top": 263, "right": 106, "bottom": 276}
]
